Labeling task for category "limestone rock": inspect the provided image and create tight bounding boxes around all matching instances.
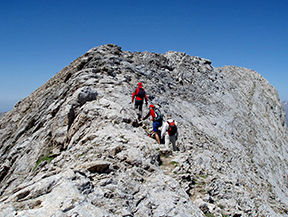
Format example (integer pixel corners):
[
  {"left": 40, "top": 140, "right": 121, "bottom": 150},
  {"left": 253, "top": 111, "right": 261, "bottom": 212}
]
[{"left": 0, "top": 44, "right": 288, "bottom": 216}]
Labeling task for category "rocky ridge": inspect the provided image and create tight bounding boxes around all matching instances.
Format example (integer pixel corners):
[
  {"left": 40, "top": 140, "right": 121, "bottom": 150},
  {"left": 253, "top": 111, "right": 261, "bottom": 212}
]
[{"left": 0, "top": 44, "right": 288, "bottom": 216}]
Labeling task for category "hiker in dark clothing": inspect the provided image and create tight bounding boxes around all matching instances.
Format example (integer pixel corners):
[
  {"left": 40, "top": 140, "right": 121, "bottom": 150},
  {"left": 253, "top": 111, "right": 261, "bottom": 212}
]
[
  {"left": 141, "top": 104, "right": 162, "bottom": 144},
  {"left": 131, "top": 82, "right": 148, "bottom": 117}
]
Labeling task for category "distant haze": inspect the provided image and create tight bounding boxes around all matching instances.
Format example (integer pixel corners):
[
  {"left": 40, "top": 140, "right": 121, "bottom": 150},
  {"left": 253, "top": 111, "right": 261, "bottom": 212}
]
[
  {"left": 284, "top": 101, "right": 288, "bottom": 125},
  {"left": 0, "top": 112, "right": 6, "bottom": 119}
]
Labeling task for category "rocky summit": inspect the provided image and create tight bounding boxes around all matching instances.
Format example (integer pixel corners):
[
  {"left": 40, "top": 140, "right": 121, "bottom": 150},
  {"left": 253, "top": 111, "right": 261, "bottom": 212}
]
[{"left": 0, "top": 44, "right": 288, "bottom": 217}]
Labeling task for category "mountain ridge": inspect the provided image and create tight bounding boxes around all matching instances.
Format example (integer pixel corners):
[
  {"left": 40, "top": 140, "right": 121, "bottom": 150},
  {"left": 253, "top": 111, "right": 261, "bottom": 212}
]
[{"left": 0, "top": 44, "right": 287, "bottom": 216}]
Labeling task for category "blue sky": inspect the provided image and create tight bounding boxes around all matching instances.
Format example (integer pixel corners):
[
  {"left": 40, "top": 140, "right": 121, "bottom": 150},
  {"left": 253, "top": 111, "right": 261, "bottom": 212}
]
[{"left": 0, "top": 0, "right": 287, "bottom": 112}]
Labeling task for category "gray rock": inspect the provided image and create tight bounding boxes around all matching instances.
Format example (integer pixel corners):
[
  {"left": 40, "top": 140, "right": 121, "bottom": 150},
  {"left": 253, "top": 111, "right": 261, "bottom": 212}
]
[{"left": 0, "top": 44, "right": 288, "bottom": 216}]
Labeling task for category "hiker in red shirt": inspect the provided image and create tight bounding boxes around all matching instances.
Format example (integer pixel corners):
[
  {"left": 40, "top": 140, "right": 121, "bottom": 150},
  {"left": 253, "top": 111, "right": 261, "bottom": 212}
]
[
  {"left": 132, "top": 82, "right": 148, "bottom": 117},
  {"left": 141, "top": 104, "right": 163, "bottom": 144}
]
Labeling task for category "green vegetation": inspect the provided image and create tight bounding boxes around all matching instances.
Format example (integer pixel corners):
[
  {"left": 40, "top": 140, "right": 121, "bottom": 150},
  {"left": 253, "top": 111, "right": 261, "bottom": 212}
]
[
  {"left": 217, "top": 204, "right": 224, "bottom": 209},
  {"left": 170, "top": 161, "right": 178, "bottom": 167},
  {"left": 33, "top": 152, "right": 54, "bottom": 171},
  {"left": 120, "top": 135, "right": 127, "bottom": 140},
  {"left": 205, "top": 213, "right": 215, "bottom": 217}
]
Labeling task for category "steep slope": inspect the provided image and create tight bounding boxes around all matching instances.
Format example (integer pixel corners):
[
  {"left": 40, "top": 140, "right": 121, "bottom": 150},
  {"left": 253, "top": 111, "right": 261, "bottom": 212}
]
[{"left": 0, "top": 44, "right": 288, "bottom": 216}]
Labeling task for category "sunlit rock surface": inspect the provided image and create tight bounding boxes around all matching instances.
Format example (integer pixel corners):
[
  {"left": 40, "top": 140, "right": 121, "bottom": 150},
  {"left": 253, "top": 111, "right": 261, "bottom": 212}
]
[{"left": 0, "top": 44, "right": 287, "bottom": 217}]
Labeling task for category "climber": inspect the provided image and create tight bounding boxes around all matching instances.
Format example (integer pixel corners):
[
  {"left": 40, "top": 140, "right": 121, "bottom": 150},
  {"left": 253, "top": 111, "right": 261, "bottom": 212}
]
[
  {"left": 131, "top": 82, "right": 148, "bottom": 117},
  {"left": 161, "top": 114, "right": 178, "bottom": 151},
  {"left": 141, "top": 104, "right": 162, "bottom": 144}
]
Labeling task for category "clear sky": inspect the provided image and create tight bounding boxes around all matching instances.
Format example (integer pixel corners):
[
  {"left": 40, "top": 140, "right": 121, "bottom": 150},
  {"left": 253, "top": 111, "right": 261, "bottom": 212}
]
[{"left": 0, "top": 0, "right": 287, "bottom": 112}]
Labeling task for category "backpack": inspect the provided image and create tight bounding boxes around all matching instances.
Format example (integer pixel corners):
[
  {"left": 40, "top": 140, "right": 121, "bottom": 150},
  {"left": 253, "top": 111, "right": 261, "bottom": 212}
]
[
  {"left": 167, "top": 120, "right": 177, "bottom": 136},
  {"left": 136, "top": 87, "right": 145, "bottom": 99},
  {"left": 154, "top": 108, "right": 163, "bottom": 122}
]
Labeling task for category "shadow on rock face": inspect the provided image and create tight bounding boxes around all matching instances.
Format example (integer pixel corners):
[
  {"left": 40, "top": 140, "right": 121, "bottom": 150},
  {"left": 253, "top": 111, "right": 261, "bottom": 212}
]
[{"left": 78, "top": 87, "right": 98, "bottom": 106}]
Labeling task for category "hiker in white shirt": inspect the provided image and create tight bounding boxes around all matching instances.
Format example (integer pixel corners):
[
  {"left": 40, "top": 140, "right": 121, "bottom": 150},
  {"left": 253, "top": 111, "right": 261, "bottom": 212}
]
[{"left": 161, "top": 114, "right": 178, "bottom": 151}]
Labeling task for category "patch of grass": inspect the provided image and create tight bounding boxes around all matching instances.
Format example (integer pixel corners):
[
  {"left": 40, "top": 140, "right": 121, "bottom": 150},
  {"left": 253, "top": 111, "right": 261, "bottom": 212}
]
[
  {"left": 170, "top": 161, "right": 178, "bottom": 167},
  {"left": 205, "top": 213, "right": 215, "bottom": 217},
  {"left": 33, "top": 152, "right": 54, "bottom": 171},
  {"left": 217, "top": 204, "right": 224, "bottom": 209}
]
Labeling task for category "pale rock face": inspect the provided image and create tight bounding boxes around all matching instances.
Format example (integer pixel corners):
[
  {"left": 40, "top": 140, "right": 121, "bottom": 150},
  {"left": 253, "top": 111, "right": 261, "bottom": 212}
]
[{"left": 0, "top": 44, "right": 288, "bottom": 217}]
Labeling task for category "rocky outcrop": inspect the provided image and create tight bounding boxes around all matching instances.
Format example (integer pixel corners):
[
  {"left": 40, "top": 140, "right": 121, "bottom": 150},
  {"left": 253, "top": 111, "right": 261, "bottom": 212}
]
[{"left": 0, "top": 44, "right": 288, "bottom": 216}]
